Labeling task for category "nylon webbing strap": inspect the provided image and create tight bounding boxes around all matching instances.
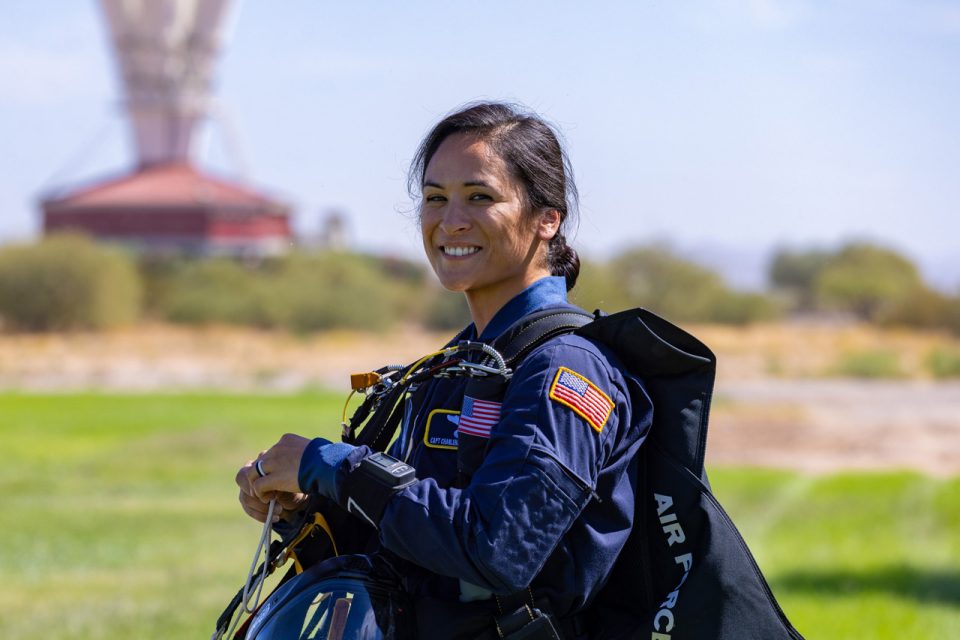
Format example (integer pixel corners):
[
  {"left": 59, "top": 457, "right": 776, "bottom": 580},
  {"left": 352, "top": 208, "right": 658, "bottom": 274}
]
[
  {"left": 285, "top": 511, "right": 340, "bottom": 573},
  {"left": 492, "top": 309, "right": 594, "bottom": 367}
]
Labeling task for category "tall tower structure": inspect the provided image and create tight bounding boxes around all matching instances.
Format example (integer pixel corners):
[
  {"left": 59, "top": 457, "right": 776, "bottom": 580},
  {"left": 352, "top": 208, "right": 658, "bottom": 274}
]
[
  {"left": 41, "top": 0, "right": 292, "bottom": 257},
  {"left": 101, "top": 0, "right": 231, "bottom": 168}
]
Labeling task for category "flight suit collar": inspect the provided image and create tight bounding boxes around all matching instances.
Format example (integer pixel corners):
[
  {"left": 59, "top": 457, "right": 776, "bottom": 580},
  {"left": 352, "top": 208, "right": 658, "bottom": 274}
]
[{"left": 470, "top": 276, "right": 570, "bottom": 343}]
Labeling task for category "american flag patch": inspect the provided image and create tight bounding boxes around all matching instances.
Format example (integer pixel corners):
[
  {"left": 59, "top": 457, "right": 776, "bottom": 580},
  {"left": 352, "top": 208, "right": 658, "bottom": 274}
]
[
  {"left": 458, "top": 396, "right": 501, "bottom": 438},
  {"left": 549, "top": 367, "right": 614, "bottom": 433}
]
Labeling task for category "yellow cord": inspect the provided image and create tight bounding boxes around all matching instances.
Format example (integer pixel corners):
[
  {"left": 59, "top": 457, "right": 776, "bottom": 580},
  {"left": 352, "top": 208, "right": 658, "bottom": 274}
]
[
  {"left": 342, "top": 348, "right": 447, "bottom": 426},
  {"left": 399, "top": 347, "right": 457, "bottom": 385},
  {"left": 341, "top": 346, "right": 456, "bottom": 440}
]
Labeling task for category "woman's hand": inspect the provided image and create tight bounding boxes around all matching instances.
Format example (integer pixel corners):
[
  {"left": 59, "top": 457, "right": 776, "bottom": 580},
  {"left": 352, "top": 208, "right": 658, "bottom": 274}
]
[
  {"left": 236, "top": 434, "right": 312, "bottom": 522},
  {"left": 236, "top": 462, "right": 309, "bottom": 523}
]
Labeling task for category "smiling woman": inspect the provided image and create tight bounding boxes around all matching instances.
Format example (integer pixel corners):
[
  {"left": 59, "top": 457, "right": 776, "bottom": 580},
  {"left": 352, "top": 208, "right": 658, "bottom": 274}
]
[
  {"left": 419, "top": 134, "right": 556, "bottom": 327},
  {"left": 230, "top": 104, "right": 695, "bottom": 640},
  {"left": 411, "top": 104, "right": 581, "bottom": 327},
  {"left": 416, "top": 132, "right": 569, "bottom": 333},
  {"left": 229, "top": 103, "right": 655, "bottom": 639}
]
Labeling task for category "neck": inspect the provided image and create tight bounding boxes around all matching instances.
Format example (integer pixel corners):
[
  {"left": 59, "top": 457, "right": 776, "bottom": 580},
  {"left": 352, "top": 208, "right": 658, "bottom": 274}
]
[{"left": 465, "top": 269, "right": 552, "bottom": 336}]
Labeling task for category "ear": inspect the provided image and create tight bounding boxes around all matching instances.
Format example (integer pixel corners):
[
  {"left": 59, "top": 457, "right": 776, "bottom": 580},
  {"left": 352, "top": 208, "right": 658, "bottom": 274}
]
[{"left": 536, "top": 208, "right": 561, "bottom": 241}]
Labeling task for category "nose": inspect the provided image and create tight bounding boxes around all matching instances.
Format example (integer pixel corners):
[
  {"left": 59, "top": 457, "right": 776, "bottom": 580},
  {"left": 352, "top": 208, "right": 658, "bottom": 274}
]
[{"left": 437, "top": 200, "right": 472, "bottom": 235}]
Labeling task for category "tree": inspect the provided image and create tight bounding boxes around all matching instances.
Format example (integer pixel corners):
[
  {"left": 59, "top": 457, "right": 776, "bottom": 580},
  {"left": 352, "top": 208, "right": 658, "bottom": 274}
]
[
  {"left": 768, "top": 247, "right": 831, "bottom": 310},
  {"left": 606, "top": 245, "right": 778, "bottom": 324},
  {"left": 814, "top": 243, "right": 923, "bottom": 321}
]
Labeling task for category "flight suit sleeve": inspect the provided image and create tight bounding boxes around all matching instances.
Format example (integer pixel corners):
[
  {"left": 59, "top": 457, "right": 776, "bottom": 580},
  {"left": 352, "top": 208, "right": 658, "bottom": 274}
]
[{"left": 377, "top": 337, "right": 631, "bottom": 593}]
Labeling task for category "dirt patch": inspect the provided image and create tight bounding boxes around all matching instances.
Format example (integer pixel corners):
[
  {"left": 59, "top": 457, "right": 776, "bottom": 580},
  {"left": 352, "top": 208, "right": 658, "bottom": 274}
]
[
  {"left": 0, "top": 324, "right": 444, "bottom": 392},
  {"left": 709, "top": 379, "right": 960, "bottom": 476}
]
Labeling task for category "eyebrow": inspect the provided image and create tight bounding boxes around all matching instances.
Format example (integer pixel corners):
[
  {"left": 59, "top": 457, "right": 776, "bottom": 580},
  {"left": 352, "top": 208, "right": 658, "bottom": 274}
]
[{"left": 422, "top": 180, "right": 492, "bottom": 189}]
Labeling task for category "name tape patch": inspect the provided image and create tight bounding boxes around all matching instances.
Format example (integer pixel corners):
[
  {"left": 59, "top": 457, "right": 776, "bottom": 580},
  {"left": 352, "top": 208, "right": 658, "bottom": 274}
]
[
  {"left": 549, "top": 367, "right": 613, "bottom": 433},
  {"left": 424, "top": 409, "right": 460, "bottom": 450}
]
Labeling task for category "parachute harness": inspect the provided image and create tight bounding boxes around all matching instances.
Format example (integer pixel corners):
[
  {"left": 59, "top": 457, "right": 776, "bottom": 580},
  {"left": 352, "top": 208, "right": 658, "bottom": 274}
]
[
  {"left": 213, "top": 340, "right": 511, "bottom": 640},
  {"left": 340, "top": 341, "right": 510, "bottom": 451}
]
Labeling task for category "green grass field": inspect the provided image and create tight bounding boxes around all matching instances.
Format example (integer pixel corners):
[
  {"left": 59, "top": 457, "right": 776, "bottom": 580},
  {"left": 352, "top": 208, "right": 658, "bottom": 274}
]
[{"left": 1, "top": 393, "right": 957, "bottom": 639}]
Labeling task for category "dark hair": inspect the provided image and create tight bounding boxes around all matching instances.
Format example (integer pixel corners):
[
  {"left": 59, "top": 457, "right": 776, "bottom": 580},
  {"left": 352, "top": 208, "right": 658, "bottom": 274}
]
[{"left": 409, "top": 101, "right": 581, "bottom": 290}]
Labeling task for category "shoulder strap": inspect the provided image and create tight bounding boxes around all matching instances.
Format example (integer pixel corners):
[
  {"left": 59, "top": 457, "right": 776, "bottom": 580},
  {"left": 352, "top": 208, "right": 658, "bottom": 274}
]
[
  {"left": 491, "top": 308, "right": 595, "bottom": 367},
  {"left": 577, "top": 308, "right": 714, "bottom": 477}
]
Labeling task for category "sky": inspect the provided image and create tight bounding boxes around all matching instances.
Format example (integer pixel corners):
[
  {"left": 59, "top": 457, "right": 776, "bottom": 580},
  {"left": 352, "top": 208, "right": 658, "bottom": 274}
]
[{"left": 1, "top": 0, "right": 958, "bottom": 290}]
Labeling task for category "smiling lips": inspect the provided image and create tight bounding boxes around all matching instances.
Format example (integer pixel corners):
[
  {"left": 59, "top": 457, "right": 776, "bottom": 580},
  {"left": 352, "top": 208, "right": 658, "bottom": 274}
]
[{"left": 441, "top": 246, "right": 481, "bottom": 257}]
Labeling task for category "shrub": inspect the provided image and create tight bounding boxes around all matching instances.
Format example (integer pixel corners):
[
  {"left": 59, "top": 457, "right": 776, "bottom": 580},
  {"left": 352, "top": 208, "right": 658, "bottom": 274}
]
[
  {"left": 608, "top": 246, "right": 726, "bottom": 321},
  {"left": 157, "top": 252, "right": 405, "bottom": 332},
  {"left": 830, "top": 349, "right": 904, "bottom": 379},
  {"left": 927, "top": 347, "right": 960, "bottom": 379},
  {"left": 706, "top": 291, "right": 783, "bottom": 325},
  {"left": 422, "top": 289, "right": 472, "bottom": 331},
  {"left": 944, "top": 296, "right": 960, "bottom": 336},
  {"left": 368, "top": 256, "right": 431, "bottom": 324},
  {"left": 569, "top": 259, "right": 625, "bottom": 314},
  {"left": 160, "top": 259, "right": 269, "bottom": 326},
  {"left": 877, "top": 286, "right": 951, "bottom": 329},
  {"left": 264, "top": 252, "right": 398, "bottom": 332},
  {"left": 605, "top": 246, "right": 779, "bottom": 324},
  {"left": 0, "top": 234, "right": 141, "bottom": 331}
]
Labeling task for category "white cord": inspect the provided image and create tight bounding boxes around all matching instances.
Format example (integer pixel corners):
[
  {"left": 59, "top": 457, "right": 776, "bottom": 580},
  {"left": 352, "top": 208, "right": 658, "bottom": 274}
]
[
  {"left": 223, "top": 499, "right": 277, "bottom": 640},
  {"left": 478, "top": 343, "right": 509, "bottom": 374}
]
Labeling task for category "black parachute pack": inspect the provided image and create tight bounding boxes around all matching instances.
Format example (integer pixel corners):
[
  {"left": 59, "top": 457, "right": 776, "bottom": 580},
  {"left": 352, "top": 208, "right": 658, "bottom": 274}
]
[{"left": 459, "top": 307, "right": 805, "bottom": 640}]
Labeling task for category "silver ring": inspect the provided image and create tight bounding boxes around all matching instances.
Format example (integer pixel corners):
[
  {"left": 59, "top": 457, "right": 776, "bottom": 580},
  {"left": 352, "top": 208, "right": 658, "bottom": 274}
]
[{"left": 255, "top": 459, "right": 266, "bottom": 477}]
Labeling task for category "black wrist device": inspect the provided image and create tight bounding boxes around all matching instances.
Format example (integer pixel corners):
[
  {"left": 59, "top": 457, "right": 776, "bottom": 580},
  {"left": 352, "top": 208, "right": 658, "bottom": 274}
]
[
  {"left": 341, "top": 452, "right": 418, "bottom": 529},
  {"left": 359, "top": 452, "right": 417, "bottom": 486}
]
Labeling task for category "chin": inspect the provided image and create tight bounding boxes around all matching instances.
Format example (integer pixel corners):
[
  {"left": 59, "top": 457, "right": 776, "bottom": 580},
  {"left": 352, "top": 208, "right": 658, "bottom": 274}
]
[
  {"left": 431, "top": 268, "right": 474, "bottom": 293},
  {"left": 437, "top": 278, "right": 470, "bottom": 293}
]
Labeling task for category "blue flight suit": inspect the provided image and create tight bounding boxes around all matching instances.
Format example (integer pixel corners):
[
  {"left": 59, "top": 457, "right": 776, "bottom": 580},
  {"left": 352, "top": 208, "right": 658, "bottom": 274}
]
[{"left": 300, "top": 276, "right": 653, "bottom": 621}]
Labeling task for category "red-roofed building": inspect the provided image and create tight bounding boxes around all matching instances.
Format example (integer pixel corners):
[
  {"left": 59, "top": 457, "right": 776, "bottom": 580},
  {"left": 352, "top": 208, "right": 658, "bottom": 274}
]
[
  {"left": 41, "top": 163, "right": 292, "bottom": 256},
  {"left": 40, "top": 1, "right": 295, "bottom": 257}
]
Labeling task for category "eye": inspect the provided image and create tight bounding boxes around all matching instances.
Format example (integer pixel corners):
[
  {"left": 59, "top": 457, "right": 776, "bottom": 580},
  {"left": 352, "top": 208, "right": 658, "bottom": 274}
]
[
  {"left": 468, "top": 192, "right": 493, "bottom": 201},
  {"left": 425, "top": 194, "right": 447, "bottom": 203}
]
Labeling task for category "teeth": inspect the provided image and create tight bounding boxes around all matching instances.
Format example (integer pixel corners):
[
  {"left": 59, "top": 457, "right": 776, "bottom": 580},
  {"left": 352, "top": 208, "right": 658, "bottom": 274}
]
[{"left": 442, "top": 246, "right": 480, "bottom": 257}]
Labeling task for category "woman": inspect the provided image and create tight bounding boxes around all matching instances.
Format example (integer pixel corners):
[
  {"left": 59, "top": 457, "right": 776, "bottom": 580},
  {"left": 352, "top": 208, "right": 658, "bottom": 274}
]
[{"left": 237, "top": 102, "right": 653, "bottom": 639}]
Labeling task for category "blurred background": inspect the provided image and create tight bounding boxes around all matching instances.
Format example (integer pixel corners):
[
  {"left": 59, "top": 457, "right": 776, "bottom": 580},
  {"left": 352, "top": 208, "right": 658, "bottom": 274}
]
[{"left": 0, "top": 1, "right": 958, "bottom": 639}]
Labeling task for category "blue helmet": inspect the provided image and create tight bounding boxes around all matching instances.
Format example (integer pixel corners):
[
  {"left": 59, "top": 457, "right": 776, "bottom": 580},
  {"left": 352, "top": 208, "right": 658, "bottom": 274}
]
[{"left": 245, "top": 555, "right": 414, "bottom": 640}]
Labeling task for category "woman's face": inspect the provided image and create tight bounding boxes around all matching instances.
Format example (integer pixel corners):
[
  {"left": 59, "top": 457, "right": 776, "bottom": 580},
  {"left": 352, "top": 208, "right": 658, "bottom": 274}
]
[{"left": 420, "top": 134, "right": 559, "bottom": 311}]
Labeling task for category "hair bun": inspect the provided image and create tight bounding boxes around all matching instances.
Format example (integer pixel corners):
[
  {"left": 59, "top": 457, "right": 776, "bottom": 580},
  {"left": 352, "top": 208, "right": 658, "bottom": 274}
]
[{"left": 549, "top": 233, "right": 580, "bottom": 291}]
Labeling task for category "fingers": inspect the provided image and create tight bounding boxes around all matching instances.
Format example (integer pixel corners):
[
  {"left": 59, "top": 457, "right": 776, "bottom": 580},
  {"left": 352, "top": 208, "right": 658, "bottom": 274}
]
[
  {"left": 249, "top": 434, "right": 311, "bottom": 500},
  {"left": 276, "top": 491, "right": 309, "bottom": 512},
  {"left": 238, "top": 487, "right": 305, "bottom": 523},
  {"left": 237, "top": 451, "right": 280, "bottom": 523},
  {"left": 236, "top": 461, "right": 255, "bottom": 495},
  {"left": 239, "top": 489, "right": 280, "bottom": 523},
  {"left": 236, "top": 436, "right": 312, "bottom": 518},
  {"left": 236, "top": 450, "right": 268, "bottom": 495},
  {"left": 252, "top": 474, "right": 295, "bottom": 501}
]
